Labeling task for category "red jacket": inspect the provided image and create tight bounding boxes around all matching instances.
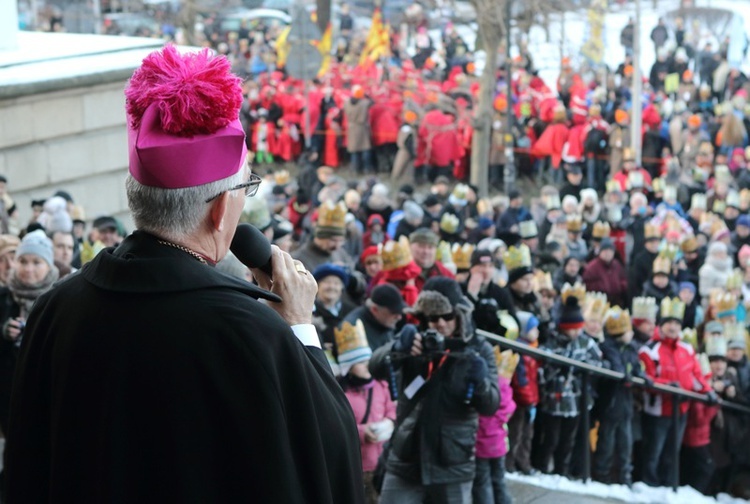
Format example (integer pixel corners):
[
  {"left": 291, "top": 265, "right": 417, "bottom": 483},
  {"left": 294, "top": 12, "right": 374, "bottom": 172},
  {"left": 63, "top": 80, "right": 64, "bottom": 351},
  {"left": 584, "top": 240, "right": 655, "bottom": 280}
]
[
  {"left": 581, "top": 257, "right": 629, "bottom": 308},
  {"left": 369, "top": 101, "right": 401, "bottom": 146},
  {"left": 415, "top": 261, "right": 455, "bottom": 292},
  {"left": 532, "top": 123, "right": 569, "bottom": 169},
  {"left": 682, "top": 398, "right": 719, "bottom": 448},
  {"left": 639, "top": 334, "right": 711, "bottom": 417},
  {"left": 416, "top": 110, "right": 463, "bottom": 168},
  {"left": 511, "top": 350, "right": 540, "bottom": 407}
]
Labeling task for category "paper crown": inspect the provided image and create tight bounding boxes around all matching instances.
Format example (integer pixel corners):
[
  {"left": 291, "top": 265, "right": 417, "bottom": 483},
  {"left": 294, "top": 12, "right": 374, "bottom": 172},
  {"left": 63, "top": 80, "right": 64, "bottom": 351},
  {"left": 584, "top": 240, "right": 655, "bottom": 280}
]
[
  {"left": 681, "top": 236, "right": 699, "bottom": 253},
  {"left": 628, "top": 171, "right": 644, "bottom": 189},
  {"left": 652, "top": 256, "right": 672, "bottom": 276},
  {"left": 566, "top": 214, "right": 583, "bottom": 232},
  {"left": 662, "top": 215, "right": 682, "bottom": 236},
  {"left": 710, "top": 290, "right": 738, "bottom": 318},
  {"left": 125, "top": 45, "right": 247, "bottom": 189},
  {"left": 622, "top": 147, "right": 635, "bottom": 162},
  {"left": 726, "top": 191, "right": 741, "bottom": 209},
  {"left": 660, "top": 243, "right": 680, "bottom": 261},
  {"left": 334, "top": 320, "right": 372, "bottom": 368},
  {"left": 452, "top": 183, "right": 469, "bottom": 201},
  {"left": 519, "top": 220, "right": 538, "bottom": 239},
  {"left": 317, "top": 200, "right": 348, "bottom": 233},
  {"left": 681, "top": 327, "right": 698, "bottom": 350},
  {"left": 436, "top": 240, "right": 454, "bottom": 267},
  {"left": 664, "top": 186, "right": 678, "bottom": 202},
  {"left": 605, "top": 179, "right": 621, "bottom": 193},
  {"left": 725, "top": 323, "right": 748, "bottom": 348},
  {"left": 727, "top": 269, "right": 743, "bottom": 290},
  {"left": 494, "top": 347, "right": 521, "bottom": 380},
  {"left": 644, "top": 222, "right": 661, "bottom": 240},
  {"left": 561, "top": 282, "right": 587, "bottom": 305},
  {"left": 476, "top": 198, "right": 493, "bottom": 215},
  {"left": 532, "top": 270, "right": 555, "bottom": 293},
  {"left": 632, "top": 296, "right": 658, "bottom": 322},
  {"left": 440, "top": 213, "right": 460, "bottom": 234},
  {"left": 705, "top": 334, "right": 728, "bottom": 357},
  {"left": 605, "top": 306, "right": 632, "bottom": 335},
  {"left": 691, "top": 193, "right": 707, "bottom": 211},
  {"left": 499, "top": 310, "right": 519, "bottom": 340},
  {"left": 452, "top": 243, "right": 475, "bottom": 270},
  {"left": 660, "top": 297, "right": 686, "bottom": 322},
  {"left": 592, "top": 221, "right": 611, "bottom": 239},
  {"left": 715, "top": 164, "right": 731, "bottom": 183},
  {"left": 544, "top": 193, "right": 562, "bottom": 210},
  {"left": 274, "top": 169, "right": 290, "bottom": 186},
  {"left": 503, "top": 244, "right": 532, "bottom": 271},
  {"left": 584, "top": 292, "right": 610, "bottom": 322},
  {"left": 380, "top": 236, "right": 413, "bottom": 271},
  {"left": 740, "top": 189, "right": 750, "bottom": 210},
  {"left": 652, "top": 177, "right": 664, "bottom": 193},
  {"left": 713, "top": 199, "right": 727, "bottom": 214}
]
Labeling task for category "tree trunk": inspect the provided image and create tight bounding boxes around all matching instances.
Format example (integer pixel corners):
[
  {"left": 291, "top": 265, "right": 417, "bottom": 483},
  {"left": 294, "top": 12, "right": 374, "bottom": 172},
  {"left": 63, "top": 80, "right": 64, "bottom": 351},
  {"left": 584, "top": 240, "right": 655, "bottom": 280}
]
[
  {"left": 178, "top": 0, "right": 198, "bottom": 46},
  {"left": 470, "top": 23, "right": 502, "bottom": 198}
]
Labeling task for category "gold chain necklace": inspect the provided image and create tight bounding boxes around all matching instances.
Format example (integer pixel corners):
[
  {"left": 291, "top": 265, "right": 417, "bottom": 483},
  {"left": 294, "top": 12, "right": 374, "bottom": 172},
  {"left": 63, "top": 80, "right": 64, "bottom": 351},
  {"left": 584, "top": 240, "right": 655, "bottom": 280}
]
[{"left": 157, "top": 240, "right": 208, "bottom": 264}]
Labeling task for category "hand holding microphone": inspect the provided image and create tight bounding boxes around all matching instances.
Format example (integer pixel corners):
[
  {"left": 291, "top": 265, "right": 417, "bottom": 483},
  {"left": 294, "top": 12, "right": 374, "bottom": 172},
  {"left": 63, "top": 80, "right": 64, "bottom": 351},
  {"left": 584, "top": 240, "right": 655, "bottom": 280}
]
[{"left": 231, "top": 224, "right": 317, "bottom": 326}]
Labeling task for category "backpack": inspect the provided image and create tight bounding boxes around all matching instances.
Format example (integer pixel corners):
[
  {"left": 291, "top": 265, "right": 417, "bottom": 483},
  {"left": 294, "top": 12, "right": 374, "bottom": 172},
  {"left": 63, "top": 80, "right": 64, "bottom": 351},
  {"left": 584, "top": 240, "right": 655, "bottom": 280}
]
[{"left": 584, "top": 127, "right": 609, "bottom": 155}]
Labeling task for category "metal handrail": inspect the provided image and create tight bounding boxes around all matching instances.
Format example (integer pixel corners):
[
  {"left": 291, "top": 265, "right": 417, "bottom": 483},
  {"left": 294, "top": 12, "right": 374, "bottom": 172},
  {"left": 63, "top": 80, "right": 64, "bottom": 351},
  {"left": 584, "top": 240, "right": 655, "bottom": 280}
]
[{"left": 477, "top": 329, "right": 750, "bottom": 491}]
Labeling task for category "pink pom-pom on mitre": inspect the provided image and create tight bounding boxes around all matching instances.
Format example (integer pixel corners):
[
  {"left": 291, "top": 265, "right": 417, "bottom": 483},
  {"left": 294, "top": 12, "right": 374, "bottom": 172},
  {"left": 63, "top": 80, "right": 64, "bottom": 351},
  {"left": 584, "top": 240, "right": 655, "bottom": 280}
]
[{"left": 125, "top": 44, "right": 243, "bottom": 137}]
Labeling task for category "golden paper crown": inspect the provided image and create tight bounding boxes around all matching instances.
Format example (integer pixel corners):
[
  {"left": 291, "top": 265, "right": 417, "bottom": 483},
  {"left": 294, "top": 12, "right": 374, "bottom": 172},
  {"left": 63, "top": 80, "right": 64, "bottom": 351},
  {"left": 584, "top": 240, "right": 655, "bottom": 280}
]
[
  {"left": 544, "top": 193, "right": 562, "bottom": 210},
  {"left": 494, "top": 347, "right": 521, "bottom": 380},
  {"left": 663, "top": 186, "right": 677, "bottom": 202},
  {"left": 705, "top": 334, "right": 728, "bottom": 357},
  {"left": 606, "top": 179, "right": 621, "bottom": 193},
  {"left": 436, "top": 240, "right": 453, "bottom": 266},
  {"left": 726, "top": 190, "right": 740, "bottom": 209},
  {"left": 70, "top": 204, "right": 86, "bottom": 221},
  {"left": 628, "top": 171, "right": 645, "bottom": 189},
  {"left": 452, "top": 183, "right": 469, "bottom": 200},
  {"left": 476, "top": 198, "right": 492, "bottom": 216},
  {"left": 652, "top": 177, "right": 664, "bottom": 193},
  {"left": 380, "top": 236, "right": 413, "bottom": 271},
  {"left": 710, "top": 290, "right": 738, "bottom": 316},
  {"left": 519, "top": 220, "right": 538, "bottom": 238},
  {"left": 584, "top": 292, "right": 610, "bottom": 322},
  {"left": 644, "top": 222, "right": 661, "bottom": 240},
  {"left": 725, "top": 323, "right": 748, "bottom": 347},
  {"left": 691, "top": 193, "right": 707, "bottom": 211},
  {"left": 532, "top": 270, "right": 555, "bottom": 293},
  {"left": 334, "top": 320, "right": 369, "bottom": 355},
  {"left": 561, "top": 282, "right": 587, "bottom": 305},
  {"left": 566, "top": 214, "right": 583, "bottom": 232},
  {"left": 503, "top": 244, "right": 532, "bottom": 271},
  {"left": 712, "top": 199, "right": 727, "bottom": 214},
  {"left": 622, "top": 146, "right": 635, "bottom": 162},
  {"left": 274, "top": 169, "right": 290, "bottom": 186},
  {"left": 632, "top": 296, "right": 658, "bottom": 322},
  {"left": 499, "top": 310, "right": 519, "bottom": 340},
  {"left": 317, "top": 200, "right": 347, "bottom": 230},
  {"left": 440, "top": 213, "right": 460, "bottom": 234},
  {"left": 727, "top": 269, "right": 743, "bottom": 291},
  {"left": 740, "top": 188, "right": 750, "bottom": 210},
  {"left": 715, "top": 164, "right": 731, "bottom": 183},
  {"left": 605, "top": 306, "right": 632, "bottom": 335},
  {"left": 660, "top": 244, "right": 680, "bottom": 261},
  {"left": 452, "top": 243, "right": 475, "bottom": 270},
  {"left": 660, "top": 297, "right": 686, "bottom": 321},
  {"left": 592, "top": 221, "right": 611, "bottom": 239},
  {"left": 652, "top": 255, "right": 672, "bottom": 276},
  {"left": 681, "top": 328, "right": 698, "bottom": 350}
]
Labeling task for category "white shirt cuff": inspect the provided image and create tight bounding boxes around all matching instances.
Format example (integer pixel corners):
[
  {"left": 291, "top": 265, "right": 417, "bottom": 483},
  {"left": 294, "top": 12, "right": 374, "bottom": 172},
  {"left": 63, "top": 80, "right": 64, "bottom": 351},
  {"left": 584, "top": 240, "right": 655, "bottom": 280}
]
[{"left": 291, "top": 324, "right": 321, "bottom": 348}]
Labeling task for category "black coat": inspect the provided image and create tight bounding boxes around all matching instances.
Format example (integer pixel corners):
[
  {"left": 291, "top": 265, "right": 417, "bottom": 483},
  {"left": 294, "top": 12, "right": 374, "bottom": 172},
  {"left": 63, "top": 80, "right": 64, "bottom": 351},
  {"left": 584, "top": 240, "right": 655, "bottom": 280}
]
[
  {"left": 595, "top": 337, "right": 645, "bottom": 421},
  {"left": 5, "top": 231, "right": 365, "bottom": 504},
  {"left": 461, "top": 276, "right": 516, "bottom": 335},
  {"left": 343, "top": 305, "right": 395, "bottom": 351}
]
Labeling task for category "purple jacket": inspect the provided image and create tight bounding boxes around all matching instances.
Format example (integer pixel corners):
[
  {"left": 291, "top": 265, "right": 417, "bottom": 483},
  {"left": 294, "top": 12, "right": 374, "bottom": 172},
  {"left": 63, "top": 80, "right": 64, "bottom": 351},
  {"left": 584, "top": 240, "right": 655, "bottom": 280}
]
[
  {"left": 475, "top": 376, "right": 517, "bottom": 459},
  {"left": 344, "top": 379, "right": 397, "bottom": 471}
]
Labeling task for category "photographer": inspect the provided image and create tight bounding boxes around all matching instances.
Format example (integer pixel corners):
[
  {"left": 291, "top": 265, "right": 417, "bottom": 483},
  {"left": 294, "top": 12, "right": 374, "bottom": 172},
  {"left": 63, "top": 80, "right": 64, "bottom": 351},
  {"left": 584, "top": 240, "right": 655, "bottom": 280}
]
[{"left": 371, "top": 277, "right": 499, "bottom": 504}]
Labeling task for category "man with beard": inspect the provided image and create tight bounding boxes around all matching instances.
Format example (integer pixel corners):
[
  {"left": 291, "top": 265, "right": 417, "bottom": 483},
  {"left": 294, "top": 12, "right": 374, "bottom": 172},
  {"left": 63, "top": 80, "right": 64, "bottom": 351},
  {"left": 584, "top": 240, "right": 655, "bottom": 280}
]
[
  {"left": 639, "top": 298, "right": 714, "bottom": 488},
  {"left": 292, "top": 200, "right": 354, "bottom": 271},
  {"left": 409, "top": 227, "right": 455, "bottom": 291},
  {"left": 342, "top": 284, "right": 406, "bottom": 351},
  {"left": 628, "top": 223, "right": 661, "bottom": 299},
  {"left": 461, "top": 249, "right": 516, "bottom": 334}
]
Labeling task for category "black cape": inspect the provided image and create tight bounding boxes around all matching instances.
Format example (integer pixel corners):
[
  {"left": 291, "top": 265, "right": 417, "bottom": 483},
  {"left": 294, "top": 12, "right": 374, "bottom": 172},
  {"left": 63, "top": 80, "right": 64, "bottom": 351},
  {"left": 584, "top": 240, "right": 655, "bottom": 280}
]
[{"left": 5, "top": 231, "right": 365, "bottom": 504}]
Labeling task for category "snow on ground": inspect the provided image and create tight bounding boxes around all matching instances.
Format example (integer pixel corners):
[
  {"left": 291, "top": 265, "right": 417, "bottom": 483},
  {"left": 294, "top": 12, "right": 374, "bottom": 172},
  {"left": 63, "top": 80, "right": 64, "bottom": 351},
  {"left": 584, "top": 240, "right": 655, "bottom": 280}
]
[{"left": 506, "top": 471, "right": 748, "bottom": 504}]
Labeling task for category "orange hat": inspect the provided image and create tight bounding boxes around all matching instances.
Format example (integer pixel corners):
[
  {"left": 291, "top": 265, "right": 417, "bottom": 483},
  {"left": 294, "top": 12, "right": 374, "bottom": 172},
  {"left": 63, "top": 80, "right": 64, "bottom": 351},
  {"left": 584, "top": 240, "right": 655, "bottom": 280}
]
[
  {"left": 424, "top": 58, "right": 436, "bottom": 70},
  {"left": 562, "top": 57, "right": 571, "bottom": 66},
  {"left": 404, "top": 110, "right": 418, "bottom": 123},
  {"left": 683, "top": 69, "right": 693, "bottom": 82},
  {"left": 494, "top": 96, "right": 508, "bottom": 111},
  {"left": 624, "top": 65, "right": 634, "bottom": 77},
  {"left": 426, "top": 91, "right": 439, "bottom": 104},
  {"left": 466, "top": 62, "right": 476, "bottom": 74},
  {"left": 352, "top": 85, "right": 365, "bottom": 99},
  {"left": 403, "top": 90, "right": 414, "bottom": 99},
  {"left": 688, "top": 114, "right": 702, "bottom": 127},
  {"left": 615, "top": 109, "right": 629, "bottom": 124}
]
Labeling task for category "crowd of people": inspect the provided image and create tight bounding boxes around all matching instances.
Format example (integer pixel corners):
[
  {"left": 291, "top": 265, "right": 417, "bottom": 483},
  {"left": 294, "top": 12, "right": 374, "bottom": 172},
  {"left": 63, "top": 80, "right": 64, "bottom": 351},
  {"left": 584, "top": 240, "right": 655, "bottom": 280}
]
[{"left": 4, "top": 5, "right": 750, "bottom": 504}]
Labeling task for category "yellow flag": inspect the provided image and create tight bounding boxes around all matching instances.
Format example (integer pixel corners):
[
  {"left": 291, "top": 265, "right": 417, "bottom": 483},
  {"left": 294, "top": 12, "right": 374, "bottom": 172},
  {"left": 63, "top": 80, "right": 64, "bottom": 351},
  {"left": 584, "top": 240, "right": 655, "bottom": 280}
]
[
  {"left": 359, "top": 9, "right": 385, "bottom": 66},
  {"left": 317, "top": 23, "right": 332, "bottom": 77},
  {"left": 276, "top": 26, "right": 291, "bottom": 68}
]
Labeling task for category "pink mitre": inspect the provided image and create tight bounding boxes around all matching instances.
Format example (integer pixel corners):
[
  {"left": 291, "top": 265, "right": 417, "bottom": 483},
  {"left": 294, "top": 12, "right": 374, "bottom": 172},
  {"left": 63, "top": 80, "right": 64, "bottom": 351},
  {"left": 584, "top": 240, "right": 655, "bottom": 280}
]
[{"left": 125, "top": 44, "right": 247, "bottom": 189}]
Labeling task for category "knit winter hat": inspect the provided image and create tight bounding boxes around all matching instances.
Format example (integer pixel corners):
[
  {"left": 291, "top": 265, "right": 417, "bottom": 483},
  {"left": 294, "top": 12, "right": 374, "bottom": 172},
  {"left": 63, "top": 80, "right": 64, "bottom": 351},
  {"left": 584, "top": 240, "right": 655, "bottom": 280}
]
[
  {"left": 516, "top": 310, "right": 540, "bottom": 338},
  {"left": 403, "top": 201, "right": 424, "bottom": 222},
  {"left": 558, "top": 296, "right": 585, "bottom": 331},
  {"left": 16, "top": 230, "right": 54, "bottom": 267}
]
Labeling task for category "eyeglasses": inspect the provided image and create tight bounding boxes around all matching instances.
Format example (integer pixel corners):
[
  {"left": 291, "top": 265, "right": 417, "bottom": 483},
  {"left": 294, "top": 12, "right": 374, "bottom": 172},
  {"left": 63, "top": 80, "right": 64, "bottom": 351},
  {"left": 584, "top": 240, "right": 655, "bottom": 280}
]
[
  {"left": 205, "top": 173, "right": 262, "bottom": 203},
  {"left": 425, "top": 312, "right": 456, "bottom": 323}
]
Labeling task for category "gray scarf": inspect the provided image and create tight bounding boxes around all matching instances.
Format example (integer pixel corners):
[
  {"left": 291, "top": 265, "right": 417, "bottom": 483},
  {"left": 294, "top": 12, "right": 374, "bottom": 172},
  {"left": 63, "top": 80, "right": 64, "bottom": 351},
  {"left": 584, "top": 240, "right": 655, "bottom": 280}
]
[{"left": 7, "top": 266, "right": 59, "bottom": 317}]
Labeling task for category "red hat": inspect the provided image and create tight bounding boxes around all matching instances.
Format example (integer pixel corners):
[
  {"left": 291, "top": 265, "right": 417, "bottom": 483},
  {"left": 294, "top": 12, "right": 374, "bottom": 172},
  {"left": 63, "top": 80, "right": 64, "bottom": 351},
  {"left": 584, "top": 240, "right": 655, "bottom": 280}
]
[{"left": 360, "top": 245, "right": 380, "bottom": 263}]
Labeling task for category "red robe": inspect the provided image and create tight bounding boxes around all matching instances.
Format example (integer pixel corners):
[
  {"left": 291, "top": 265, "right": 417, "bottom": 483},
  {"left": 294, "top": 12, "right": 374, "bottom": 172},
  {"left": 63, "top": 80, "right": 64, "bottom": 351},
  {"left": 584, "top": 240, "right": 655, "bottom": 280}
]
[
  {"left": 369, "top": 101, "right": 401, "bottom": 147},
  {"left": 416, "top": 110, "right": 463, "bottom": 168},
  {"left": 532, "top": 123, "right": 569, "bottom": 169},
  {"left": 323, "top": 107, "right": 341, "bottom": 168}
]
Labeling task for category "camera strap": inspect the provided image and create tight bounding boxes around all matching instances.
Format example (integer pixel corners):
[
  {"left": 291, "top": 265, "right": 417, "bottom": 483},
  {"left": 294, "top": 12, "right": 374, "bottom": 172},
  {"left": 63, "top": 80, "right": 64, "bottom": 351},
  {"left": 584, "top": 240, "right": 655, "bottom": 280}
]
[
  {"left": 427, "top": 350, "right": 451, "bottom": 380},
  {"left": 360, "top": 388, "right": 374, "bottom": 425}
]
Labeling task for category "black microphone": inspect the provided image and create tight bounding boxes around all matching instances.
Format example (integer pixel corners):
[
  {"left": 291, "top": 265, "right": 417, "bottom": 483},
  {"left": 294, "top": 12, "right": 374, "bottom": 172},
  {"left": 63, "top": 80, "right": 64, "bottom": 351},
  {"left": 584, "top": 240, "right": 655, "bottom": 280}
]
[{"left": 230, "top": 223, "right": 273, "bottom": 278}]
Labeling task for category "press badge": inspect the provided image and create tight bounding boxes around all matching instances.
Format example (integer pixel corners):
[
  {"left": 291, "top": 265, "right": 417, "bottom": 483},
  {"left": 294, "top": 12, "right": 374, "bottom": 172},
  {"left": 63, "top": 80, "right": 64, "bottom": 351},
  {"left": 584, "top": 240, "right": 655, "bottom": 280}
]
[{"left": 404, "top": 375, "right": 426, "bottom": 399}]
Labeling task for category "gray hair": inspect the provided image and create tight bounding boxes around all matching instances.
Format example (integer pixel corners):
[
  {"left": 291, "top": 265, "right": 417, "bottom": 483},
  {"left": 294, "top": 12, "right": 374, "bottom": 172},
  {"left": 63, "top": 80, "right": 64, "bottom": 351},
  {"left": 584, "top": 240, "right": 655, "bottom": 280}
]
[{"left": 126, "top": 169, "right": 245, "bottom": 241}]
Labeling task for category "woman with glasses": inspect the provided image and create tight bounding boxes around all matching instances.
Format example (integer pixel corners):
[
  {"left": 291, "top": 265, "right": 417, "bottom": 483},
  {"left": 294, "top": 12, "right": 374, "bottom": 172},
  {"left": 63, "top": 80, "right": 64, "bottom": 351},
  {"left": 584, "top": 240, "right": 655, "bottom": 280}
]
[{"left": 5, "top": 46, "right": 365, "bottom": 504}]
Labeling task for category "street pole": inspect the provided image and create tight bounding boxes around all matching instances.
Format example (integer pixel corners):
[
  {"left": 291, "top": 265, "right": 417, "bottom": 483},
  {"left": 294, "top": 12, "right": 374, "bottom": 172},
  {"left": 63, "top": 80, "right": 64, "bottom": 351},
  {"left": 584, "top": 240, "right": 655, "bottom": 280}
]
[
  {"left": 631, "top": 0, "right": 643, "bottom": 166},
  {"left": 504, "top": 0, "right": 515, "bottom": 193}
]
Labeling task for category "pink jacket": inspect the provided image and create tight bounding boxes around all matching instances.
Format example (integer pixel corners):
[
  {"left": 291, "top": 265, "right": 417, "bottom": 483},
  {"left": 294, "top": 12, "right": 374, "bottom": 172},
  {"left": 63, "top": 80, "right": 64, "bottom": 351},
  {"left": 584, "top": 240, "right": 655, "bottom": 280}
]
[
  {"left": 345, "top": 379, "right": 397, "bottom": 472},
  {"left": 475, "top": 377, "right": 517, "bottom": 459}
]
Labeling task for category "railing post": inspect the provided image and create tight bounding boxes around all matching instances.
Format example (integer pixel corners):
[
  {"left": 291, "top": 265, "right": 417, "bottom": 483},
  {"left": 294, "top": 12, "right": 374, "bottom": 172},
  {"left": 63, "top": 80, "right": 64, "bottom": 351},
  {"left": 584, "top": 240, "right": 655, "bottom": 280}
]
[
  {"left": 671, "top": 396, "right": 681, "bottom": 492},
  {"left": 582, "top": 370, "right": 591, "bottom": 483}
]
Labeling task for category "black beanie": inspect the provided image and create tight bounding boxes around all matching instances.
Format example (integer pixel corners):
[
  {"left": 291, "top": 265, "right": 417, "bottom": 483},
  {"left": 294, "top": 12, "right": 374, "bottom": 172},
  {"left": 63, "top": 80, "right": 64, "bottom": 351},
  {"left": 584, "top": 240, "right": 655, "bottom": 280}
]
[
  {"left": 508, "top": 266, "right": 534, "bottom": 285},
  {"left": 422, "top": 277, "right": 472, "bottom": 311},
  {"left": 558, "top": 296, "right": 585, "bottom": 331}
]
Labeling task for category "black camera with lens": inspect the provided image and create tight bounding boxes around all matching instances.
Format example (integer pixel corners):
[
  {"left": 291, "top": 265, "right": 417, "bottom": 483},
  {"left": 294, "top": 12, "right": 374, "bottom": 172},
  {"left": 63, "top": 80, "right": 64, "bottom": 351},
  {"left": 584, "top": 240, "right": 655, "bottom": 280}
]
[{"left": 421, "top": 329, "right": 445, "bottom": 355}]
